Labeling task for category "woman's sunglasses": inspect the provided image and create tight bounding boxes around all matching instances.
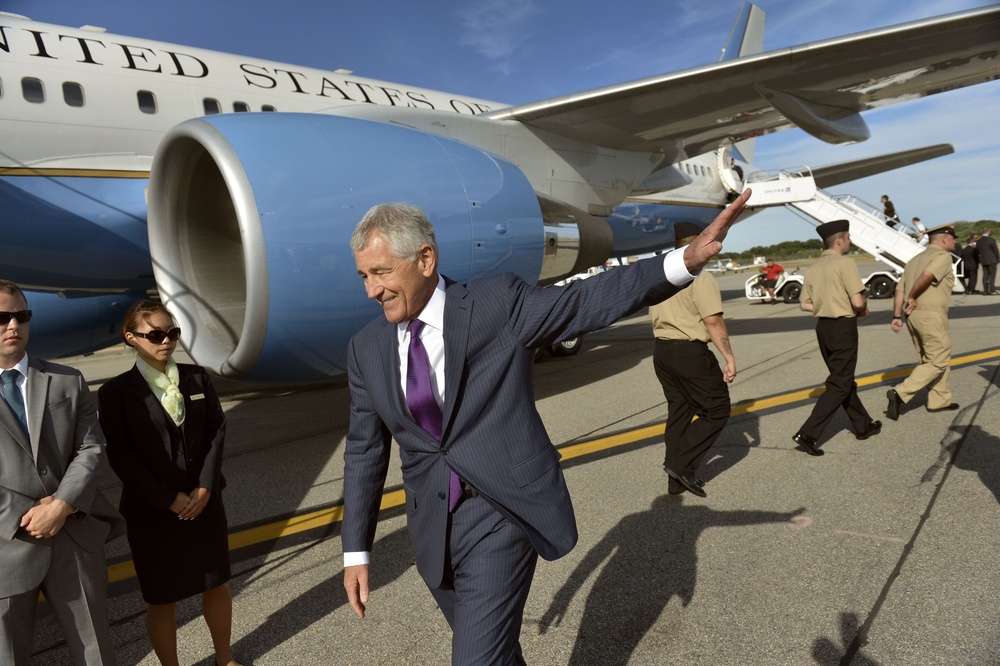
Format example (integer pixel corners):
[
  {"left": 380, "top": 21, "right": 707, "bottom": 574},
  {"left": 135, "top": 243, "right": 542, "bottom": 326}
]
[{"left": 131, "top": 327, "right": 181, "bottom": 344}]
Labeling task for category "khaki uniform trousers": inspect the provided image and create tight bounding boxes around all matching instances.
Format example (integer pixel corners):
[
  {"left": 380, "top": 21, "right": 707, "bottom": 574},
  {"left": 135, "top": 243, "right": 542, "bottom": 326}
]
[{"left": 897, "top": 309, "right": 952, "bottom": 409}]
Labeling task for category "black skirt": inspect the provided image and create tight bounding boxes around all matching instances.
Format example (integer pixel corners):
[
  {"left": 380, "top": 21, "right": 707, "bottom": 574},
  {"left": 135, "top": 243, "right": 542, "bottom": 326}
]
[{"left": 125, "top": 491, "right": 231, "bottom": 605}]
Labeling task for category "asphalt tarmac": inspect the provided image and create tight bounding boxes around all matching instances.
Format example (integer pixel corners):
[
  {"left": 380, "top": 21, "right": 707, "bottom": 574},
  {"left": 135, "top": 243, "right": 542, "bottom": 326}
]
[{"left": 30, "top": 264, "right": 1000, "bottom": 665}]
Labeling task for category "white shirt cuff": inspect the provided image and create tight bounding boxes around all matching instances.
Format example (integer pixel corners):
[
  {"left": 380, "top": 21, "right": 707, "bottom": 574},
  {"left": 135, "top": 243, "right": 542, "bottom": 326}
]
[
  {"left": 344, "top": 551, "right": 370, "bottom": 567},
  {"left": 663, "top": 247, "right": 696, "bottom": 285}
]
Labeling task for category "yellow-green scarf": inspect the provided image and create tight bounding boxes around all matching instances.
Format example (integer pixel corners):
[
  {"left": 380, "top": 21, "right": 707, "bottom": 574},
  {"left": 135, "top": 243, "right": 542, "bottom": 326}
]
[{"left": 136, "top": 357, "right": 186, "bottom": 426}]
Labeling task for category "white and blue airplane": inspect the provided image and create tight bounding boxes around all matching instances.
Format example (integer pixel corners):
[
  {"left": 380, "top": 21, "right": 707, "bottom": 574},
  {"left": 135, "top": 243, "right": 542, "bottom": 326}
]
[{"left": 1, "top": 5, "right": 997, "bottom": 379}]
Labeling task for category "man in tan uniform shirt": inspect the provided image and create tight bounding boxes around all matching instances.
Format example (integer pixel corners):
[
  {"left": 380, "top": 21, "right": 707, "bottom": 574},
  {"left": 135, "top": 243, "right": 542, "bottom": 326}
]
[
  {"left": 886, "top": 225, "right": 958, "bottom": 419},
  {"left": 650, "top": 222, "right": 736, "bottom": 497},
  {"left": 793, "top": 220, "right": 881, "bottom": 456}
]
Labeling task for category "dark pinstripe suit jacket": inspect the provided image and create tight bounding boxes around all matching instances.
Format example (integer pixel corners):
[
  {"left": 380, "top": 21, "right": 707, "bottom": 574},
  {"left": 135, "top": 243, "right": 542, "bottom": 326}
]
[{"left": 342, "top": 257, "right": 682, "bottom": 588}]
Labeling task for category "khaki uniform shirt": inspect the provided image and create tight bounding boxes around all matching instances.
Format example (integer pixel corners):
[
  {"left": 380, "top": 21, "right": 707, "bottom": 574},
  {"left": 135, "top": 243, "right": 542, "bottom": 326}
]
[
  {"left": 801, "top": 250, "right": 865, "bottom": 318},
  {"left": 650, "top": 272, "right": 722, "bottom": 342},
  {"left": 897, "top": 245, "right": 954, "bottom": 313}
]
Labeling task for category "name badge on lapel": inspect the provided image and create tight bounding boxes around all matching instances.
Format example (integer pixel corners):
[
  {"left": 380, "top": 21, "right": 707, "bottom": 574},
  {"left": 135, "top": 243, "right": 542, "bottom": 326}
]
[{"left": 190, "top": 393, "right": 206, "bottom": 401}]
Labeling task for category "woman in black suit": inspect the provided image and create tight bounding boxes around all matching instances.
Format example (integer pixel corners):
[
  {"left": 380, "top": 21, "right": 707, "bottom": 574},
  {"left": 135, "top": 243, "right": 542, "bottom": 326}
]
[{"left": 98, "top": 301, "right": 242, "bottom": 666}]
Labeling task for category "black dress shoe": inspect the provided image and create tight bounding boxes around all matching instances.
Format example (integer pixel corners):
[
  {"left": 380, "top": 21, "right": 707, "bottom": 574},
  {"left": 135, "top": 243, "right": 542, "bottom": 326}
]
[
  {"left": 792, "top": 433, "right": 824, "bottom": 456},
  {"left": 886, "top": 388, "right": 902, "bottom": 421},
  {"left": 666, "top": 469, "right": 707, "bottom": 497},
  {"left": 927, "top": 403, "right": 959, "bottom": 413},
  {"left": 856, "top": 420, "right": 882, "bottom": 440}
]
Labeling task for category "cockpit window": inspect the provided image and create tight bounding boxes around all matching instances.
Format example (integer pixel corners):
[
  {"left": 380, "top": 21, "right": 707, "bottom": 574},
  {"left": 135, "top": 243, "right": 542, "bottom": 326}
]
[
  {"left": 137, "top": 90, "right": 157, "bottom": 114},
  {"left": 22, "top": 77, "right": 44, "bottom": 103}
]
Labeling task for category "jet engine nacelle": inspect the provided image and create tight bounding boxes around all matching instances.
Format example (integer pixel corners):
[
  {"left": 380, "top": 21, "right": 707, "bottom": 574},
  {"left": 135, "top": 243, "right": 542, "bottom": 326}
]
[{"left": 148, "top": 113, "right": 550, "bottom": 382}]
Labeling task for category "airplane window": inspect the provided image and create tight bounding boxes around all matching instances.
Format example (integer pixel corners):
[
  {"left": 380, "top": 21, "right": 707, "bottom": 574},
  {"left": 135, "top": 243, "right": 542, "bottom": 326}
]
[
  {"left": 233, "top": 101, "right": 250, "bottom": 112},
  {"left": 21, "top": 77, "right": 44, "bottom": 103},
  {"left": 137, "top": 90, "right": 157, "bottom": 114},
  {"left": 203, "top": 98, "right": 221, "bottom": 115},
  {"left": 262, "top": 105, "right": 277, "bottom": 112},
  {"left": 63, "top": 82, "right": 84, "bottom": 107}
]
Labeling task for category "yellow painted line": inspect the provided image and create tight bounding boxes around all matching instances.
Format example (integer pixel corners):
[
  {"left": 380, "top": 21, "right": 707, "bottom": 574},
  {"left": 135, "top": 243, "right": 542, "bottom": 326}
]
[
  {"left": 107, "top": 346, "right": 1000, "bottom": 584},
  {"left": 0, "top": 167, "right": 149, "bottom": 178}
]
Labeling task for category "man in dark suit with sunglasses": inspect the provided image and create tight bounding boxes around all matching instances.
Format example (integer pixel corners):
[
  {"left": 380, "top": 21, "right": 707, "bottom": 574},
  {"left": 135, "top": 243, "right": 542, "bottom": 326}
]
[{"left": 0, "top": 279, "right": 123, "bottom": 665}]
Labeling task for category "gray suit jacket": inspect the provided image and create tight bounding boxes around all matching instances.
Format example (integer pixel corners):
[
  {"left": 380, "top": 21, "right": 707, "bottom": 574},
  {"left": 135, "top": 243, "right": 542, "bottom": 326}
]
[
  {"left": 342, "top": 257, "right": 682, "bottom": 588},
  {"left": 0, "top": 356, "right": 123, "bottom": 598}
]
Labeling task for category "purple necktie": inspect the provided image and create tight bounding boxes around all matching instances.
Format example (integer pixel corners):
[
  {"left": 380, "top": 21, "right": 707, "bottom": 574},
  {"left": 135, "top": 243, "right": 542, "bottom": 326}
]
[{"left": 406, "top": 319, "right": 462, "bottom": 512}]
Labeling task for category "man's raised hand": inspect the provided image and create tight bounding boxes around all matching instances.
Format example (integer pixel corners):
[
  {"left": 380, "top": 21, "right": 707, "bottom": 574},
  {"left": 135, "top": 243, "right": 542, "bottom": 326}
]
[{"left": 683, "top": 189, "right": 752, "bottom": 273}]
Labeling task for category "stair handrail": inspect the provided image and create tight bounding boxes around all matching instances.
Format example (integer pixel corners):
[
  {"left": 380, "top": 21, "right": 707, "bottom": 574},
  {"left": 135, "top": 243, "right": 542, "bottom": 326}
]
[{"left": 746, "top": 166, "right": 814, "bottom": 183}]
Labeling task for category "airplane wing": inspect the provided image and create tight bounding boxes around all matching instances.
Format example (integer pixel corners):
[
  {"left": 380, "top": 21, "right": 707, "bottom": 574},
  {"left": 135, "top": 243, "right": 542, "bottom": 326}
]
[
  {"left": 484, "top": 5, "right": 1000, "bottom": 158},
  {"left": 811, "top": 144, "right": 955, "bottom": 189}
]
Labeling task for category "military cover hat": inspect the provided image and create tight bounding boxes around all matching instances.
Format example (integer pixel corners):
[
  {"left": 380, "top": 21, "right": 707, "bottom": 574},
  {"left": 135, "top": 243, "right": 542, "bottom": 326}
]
[
  {"left": 816, "top": 219, "right": 849, "bottom": 240},
  {"left": 928, "top": 224, "right": 957, "bottom": 237}
]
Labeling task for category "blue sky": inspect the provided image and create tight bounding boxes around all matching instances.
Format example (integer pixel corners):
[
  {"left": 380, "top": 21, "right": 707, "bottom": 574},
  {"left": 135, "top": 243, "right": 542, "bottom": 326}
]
[{"left": 4, "top": 0, "right": 997, "bottom": 252}]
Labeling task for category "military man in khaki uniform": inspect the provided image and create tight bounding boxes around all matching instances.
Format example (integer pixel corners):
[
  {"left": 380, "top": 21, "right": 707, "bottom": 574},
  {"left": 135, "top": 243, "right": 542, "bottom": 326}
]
[
  {"left": 886, "top": 225, "right": 958, "bottom": 419},
  {"left": 793, "top": 220, "right": 881, "bottom": 456},
  {"left": 650, "top": 222, "right": 736, "bottom": 497}
]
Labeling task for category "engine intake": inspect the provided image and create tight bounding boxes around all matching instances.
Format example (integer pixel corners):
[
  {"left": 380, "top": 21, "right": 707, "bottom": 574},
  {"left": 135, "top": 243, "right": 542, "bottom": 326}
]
[{"left": 148, "top": 113, "right": 544, "bottom": 381}]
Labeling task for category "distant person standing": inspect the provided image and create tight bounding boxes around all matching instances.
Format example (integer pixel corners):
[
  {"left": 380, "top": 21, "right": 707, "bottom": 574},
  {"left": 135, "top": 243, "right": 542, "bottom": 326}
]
[
  {"left": 881, "top": 195, "right": 900, "bottom": 228},
  {"left": 912, "top": 217, "right": 929, "bottom": 246},
  {"left": 792, "top": 220, "right": 881, "bottom": 456},
  {"left": 977, "top": 228, "right": 999, "bottom": 295},
  {"left": 886, "top": 226, "right": 959, "bottom": 419},
  {"left": 649, "top": 222, "right": 736, "bottom": 497},
  {"left": 758, "top": 258, "right": 785, "bottom": 304},
  {"left": 960, "top": 235, "right": 980, "bottom": 294}
]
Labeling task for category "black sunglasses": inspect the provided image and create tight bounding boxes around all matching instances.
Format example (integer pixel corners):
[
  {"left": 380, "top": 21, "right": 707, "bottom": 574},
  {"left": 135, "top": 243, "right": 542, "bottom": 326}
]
[
  {"left": 131, "top": 327, "right": 181, "bottom": 344},
  {"left": 0, "top": 310, "right": 32, "bottom": 325}
]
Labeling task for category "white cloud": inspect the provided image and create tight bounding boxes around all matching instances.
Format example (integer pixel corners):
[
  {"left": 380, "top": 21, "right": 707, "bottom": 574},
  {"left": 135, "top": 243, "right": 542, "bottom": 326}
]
[{"left": 457, "top": 0, "right": 540, "bottom": 75}]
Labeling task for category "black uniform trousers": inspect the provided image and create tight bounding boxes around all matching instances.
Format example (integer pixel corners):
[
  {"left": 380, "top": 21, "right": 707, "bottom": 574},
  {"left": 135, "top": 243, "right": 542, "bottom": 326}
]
[
  {"left": 798, "top": 317, "right": 872, "bottom": 440},
  {"left": 653, "top": 339, "right": 731, "bottom": 477}
]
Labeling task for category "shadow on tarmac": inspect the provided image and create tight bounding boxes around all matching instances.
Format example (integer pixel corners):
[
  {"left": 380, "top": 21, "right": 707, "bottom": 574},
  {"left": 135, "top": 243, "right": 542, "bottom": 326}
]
[
  {"left": 811, "top": 611, "right": 882, "bottom": 665},
  {"left": 226, "top": 526, "right": 414, "bottom": 663},
  {"left": 538, "top": 497, "right": 801, "bottom": 666},
  {"left": 701, "top": 412, "right": 761, "bottom": 482},
  {"left": 945, "top": 423, "right": 1000, "bottom": 505}
]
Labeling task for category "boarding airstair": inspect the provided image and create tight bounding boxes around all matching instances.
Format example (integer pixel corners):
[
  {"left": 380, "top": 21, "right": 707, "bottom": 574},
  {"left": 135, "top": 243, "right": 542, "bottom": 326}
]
[{"left": 745, "top": 167, "right": 963, "bottom": 298}]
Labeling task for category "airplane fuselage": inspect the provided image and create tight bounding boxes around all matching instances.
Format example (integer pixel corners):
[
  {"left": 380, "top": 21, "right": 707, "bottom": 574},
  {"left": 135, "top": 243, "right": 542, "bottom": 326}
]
[{"left": 0, "top": 15, "right": 733, "bottom": 294}]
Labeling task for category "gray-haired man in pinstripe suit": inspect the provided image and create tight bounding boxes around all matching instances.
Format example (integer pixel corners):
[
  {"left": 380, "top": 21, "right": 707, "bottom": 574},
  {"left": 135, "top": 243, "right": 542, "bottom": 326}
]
[{"left": 343, "top": 192, "right": 749, "bottom": 664}]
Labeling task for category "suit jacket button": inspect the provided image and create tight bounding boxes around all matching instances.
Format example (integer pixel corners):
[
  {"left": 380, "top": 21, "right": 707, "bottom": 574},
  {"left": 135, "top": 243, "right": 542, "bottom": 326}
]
[
  {"left": 437, "top": 492, "right": 446, "bottom": 500},
  {"left": 39, "top": 468, "right": 47, "bottom": 475}
]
